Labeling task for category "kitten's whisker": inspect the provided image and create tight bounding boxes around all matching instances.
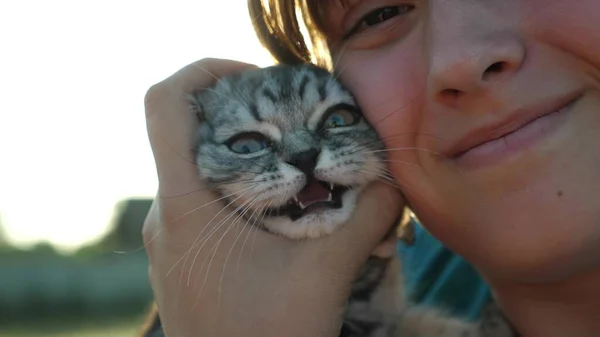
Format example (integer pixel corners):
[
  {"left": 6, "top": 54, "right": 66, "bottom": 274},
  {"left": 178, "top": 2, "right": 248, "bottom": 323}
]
[
  {"left": 342, "top": 143, "right": 407, "bottom": 161},
  {"left": 357, "top": 168, "right": 403, "bottom": 190},
  {"left": 361, "top": 169, "right": 392, "bottom": 179},
  {"left": 140, "top": 187, "right": 255, "bottom": 261},
  {"left": 342, "top": 132, "right": 447, "bottom": 154},
  {"left": 158, "top": 179, "right": 262, "bottom": 200},
  {"left": 332, "top": 129, "right": 382, "bottom": 150},
  {"left": 339, "top": 133, "right": 441, "bottom": 158},
  {"left": 191, "top": 63, "right": 225, "bottom": 87},
  {"left": 356, "top": 159, "right": 421, "bottom": 169},
  {"left": 369, "top": 168, "right": 397, "bottom": 181},
  {"left": 188, "top": 241, "right": 217, "bottom": 302},
  {"left": 353, "top": 147, "right": 444, "bottom": 157},
  {"left": 237, "top": 200, "right": 270, "bottom": 272},
  {"left": 233, "top": 209, "right": 261, "bottom": 274},
  {"left": 332, "top": 40, "right": 350, "bottom": 80},
  {"left": 333, "top": 62, "right": 350, "bottom": 82},
  {"left": 123, "top": 184, "right": 260, "bottom": 257},
  {"left": 377, "top": 132, "right": 447, "bottom": 144},
  {"left": 192, "top": 193, "right": 263, "bottom": 307},
  {"left": 372, "top": 88, "right": 425, "bottom": 127},
  {"left": 215, "top": 193, "right": 266, "bottom": 311},
  {"left": 187, "top": 197, "right": 255, "bottom": 293},
  {"left": 157, "top": 186, "right": 214, "bottom": 199},
  {"left": 249, "top": 200, "right": 272, "bottom": 264},
  {"left": 166, "top": 188, "right": 253, "bottom": 280},
  {"left": 185, "top": 194, "right": 257, "bottom": 286},
  {"left": 338, "top": 134, "right": 387, "bottom": 154},
  {"left": 197, "top": 163, "right": 266, "bottom": 176},
  {"left": 359, "top": 168, "right": 435, "bottom": 211},
  {"left": 198, "top": 156, "right": 272, "bottom": 173},
  {"left": 332, "top": 45, "right": 351, "bottom": 81},
  {"left": 188, "top": 191, "right": 264, "bottom": 282},
  {"left": 196, "top": 88, "right": 227, "bottom": 100},
  {"left": 171, "top": 185, "right": 256, "bottom": 227},
  {"left": 151, "top": 129, "right": 198, "bottom": 167}
]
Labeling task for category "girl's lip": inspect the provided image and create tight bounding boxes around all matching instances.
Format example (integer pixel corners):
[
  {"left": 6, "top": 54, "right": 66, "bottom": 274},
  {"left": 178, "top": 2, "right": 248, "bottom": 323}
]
[
  {"left": 448, "top": 91, "right": 583, "bottom": 159},
  {"left": 451, "top": 93, "right": 582, "bottom": 170}
]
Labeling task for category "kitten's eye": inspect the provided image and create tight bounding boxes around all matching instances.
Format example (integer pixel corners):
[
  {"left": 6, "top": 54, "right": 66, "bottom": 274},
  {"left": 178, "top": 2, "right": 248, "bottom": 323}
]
[
  {"left": 226, "top": 133, "right": 272, "bottom": 154},
  {"left": 323, "top": 109, "right": 359, "bottom": 129}
]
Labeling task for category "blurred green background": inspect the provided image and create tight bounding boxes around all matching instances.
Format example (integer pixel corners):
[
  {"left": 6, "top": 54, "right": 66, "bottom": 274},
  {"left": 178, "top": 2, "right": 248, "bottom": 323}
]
[
  {"left": 1, "top": 1, "right": 274, "bottom": 336},
  {"left": 0, "top": 199, "right": 154, "bottom": 337}
]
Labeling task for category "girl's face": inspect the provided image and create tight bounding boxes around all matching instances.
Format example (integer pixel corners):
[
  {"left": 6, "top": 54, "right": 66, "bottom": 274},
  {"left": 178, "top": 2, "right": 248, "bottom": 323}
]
[{"left": 321, "top": 0, "right": 600, "bottom": 282}]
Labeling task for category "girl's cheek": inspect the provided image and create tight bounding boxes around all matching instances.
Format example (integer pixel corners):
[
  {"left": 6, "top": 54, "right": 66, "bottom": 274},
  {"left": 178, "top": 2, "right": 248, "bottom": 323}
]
[{"left": 339, "top": 44, "right": 427, "bottom": 140}]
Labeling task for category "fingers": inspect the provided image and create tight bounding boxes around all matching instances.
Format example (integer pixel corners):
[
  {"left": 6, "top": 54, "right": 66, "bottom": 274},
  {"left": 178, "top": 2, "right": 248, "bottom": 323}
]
[
  {"left": 337, "top": 183, "right": 405, "bottom": 257},
  {"left": 144, "top": 58, "right": 258, "bottom": 198},
  {"left": 142, "top": 196, "right": 162, "bottom": 256}
]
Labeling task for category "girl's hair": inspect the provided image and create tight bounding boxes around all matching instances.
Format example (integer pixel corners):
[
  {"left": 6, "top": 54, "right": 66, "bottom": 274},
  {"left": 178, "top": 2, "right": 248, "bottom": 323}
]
[
  {"left": 247, "top": 0, "right": 414, "bottom": 232},
  {"left": 248, "top": 0, "right": 332, "bottom": 69}
]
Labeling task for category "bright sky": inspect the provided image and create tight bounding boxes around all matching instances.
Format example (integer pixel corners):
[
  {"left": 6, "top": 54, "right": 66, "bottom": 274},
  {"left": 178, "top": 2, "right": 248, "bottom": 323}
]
[{"left": 0, "top": 0, "right": 274, "bottom": 252}]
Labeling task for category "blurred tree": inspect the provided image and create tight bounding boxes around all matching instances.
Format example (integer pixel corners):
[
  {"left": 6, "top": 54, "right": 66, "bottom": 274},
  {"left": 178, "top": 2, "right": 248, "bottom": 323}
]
[
  {"left": 29, "top": 241, "right": 60, "bottom": 255},
  {"left": 75, "top": 198, "right": 153, "bottom": 258},
  {"left": 0, "top": 199, "right": 155, "bottom": 326},
  {"left": 0, "top": 213, "right": 10, "bottom": 250},
  {"left": 111, "top": 198, "right": 153, "bottom": 250}
]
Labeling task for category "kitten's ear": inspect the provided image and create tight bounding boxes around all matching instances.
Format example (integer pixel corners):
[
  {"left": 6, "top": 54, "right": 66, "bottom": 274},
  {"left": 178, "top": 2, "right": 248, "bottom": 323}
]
[{"left": 187, "top": 91, "right": 206, "bottom": 123}]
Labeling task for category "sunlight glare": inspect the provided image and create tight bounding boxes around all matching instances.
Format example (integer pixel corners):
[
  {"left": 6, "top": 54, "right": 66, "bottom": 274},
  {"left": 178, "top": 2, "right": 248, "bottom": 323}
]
[{"left": 0, "top": 0, "right": 274, "bottom": 251}]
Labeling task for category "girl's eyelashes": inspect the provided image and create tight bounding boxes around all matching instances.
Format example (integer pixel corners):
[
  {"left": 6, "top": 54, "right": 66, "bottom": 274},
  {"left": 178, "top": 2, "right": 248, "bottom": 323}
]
[{"left": 343, "top": 5, "right": 415, "bottom": 39}]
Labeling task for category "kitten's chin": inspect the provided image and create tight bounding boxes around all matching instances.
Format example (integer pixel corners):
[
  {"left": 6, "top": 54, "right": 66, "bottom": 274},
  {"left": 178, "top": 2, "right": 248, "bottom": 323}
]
[{"left": 262, "top": 188, "right": 362, "bottom": 240}]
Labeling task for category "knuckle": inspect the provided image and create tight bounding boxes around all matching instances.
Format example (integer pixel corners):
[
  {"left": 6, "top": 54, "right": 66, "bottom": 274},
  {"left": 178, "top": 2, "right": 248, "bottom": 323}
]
[
  {"left": 143, "top": 58, "right": 217, "bottom": 118},
  {"left": 141, "top": 200, "right": 160, "bottom": 248},
  {"left": 147, "top": 265, "right": 157, "bottom": 289},
  {"left": 194, "top": 57, "right": 222, "bottom": 69},
  {"left": 144, "top": 82, "right": 169, "bottom": 115},
  {"left": 196, "top": 57, "right": 218, "bottom": 65},
  {"left": 143, "top": 57, "right": 228, "bottom": 107},
  {"left": 141, "top": 223, "right": 154, "bottom": 249}
]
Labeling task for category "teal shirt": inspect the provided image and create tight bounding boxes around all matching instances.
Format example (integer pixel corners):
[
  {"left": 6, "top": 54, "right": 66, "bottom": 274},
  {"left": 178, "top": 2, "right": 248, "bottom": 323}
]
[{"left": 397, "top": 217, "right": 491, "bottom": 321}]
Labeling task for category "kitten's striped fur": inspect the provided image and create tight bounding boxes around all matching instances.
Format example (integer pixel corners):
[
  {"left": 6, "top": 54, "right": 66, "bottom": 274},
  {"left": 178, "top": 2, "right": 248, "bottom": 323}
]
[{"left": 140, "top": 64, "right": 518, "bottom": 337}]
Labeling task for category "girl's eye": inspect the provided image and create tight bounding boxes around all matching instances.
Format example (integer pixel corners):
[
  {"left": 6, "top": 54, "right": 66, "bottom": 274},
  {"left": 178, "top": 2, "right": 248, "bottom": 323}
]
[
  {"left": 363, "top": 7, "right": 403, "bottom": 26},
  {"left": 345, "top": 5, "right": 415, "bottom": 38},
  {"left": 226, "top": 133, "right": 272, "bottom": 154},
  {"left": 323, "top": 109, "right": 359, "bottom": 129}
]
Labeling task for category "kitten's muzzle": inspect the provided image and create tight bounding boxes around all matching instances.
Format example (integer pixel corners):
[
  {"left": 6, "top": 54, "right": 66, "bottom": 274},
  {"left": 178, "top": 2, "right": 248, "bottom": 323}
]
[
  {"left": 286, "top": 148, "right": 320, "bottom": 175},
  {"left": 267, "top": 179, "right": 348, "bottom": 221},
  {"left": 268, "top": 149, "right": 350, "bottom": 221}
]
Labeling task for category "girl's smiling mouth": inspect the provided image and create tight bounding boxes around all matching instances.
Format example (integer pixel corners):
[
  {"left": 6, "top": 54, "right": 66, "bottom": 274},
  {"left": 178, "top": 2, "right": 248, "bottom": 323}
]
[{"left": 450, "top": 91, "right": 583, "bottom": 170}]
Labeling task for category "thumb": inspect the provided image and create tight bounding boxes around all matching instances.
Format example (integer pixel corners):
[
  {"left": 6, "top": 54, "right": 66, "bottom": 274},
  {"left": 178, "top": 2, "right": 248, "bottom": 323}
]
[{"left": 333, "top": 182, "right": 405, "bottom": 260}]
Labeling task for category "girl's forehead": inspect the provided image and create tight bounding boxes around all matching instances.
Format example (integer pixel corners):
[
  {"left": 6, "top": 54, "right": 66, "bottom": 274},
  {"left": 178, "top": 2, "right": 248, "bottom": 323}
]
[{"left": 313, "top": 0, "right": 352, "bottom": 38}]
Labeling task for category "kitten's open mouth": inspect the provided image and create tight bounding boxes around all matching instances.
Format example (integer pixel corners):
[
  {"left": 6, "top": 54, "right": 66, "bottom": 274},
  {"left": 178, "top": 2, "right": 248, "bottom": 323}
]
[{"left": 269, "top": 179, "right": 348, "bottom": 220}]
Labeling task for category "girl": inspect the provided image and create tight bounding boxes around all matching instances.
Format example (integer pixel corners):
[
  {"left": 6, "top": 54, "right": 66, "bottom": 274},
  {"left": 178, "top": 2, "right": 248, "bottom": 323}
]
[{"left": 142, "top": 1, "right": 600, "bottom": 336}]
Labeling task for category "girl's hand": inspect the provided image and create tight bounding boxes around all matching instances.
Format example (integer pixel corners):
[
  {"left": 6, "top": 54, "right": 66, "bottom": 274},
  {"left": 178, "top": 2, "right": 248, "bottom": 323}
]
[{"left": 142, "top": 58, "right": 404, "bottom": 337}]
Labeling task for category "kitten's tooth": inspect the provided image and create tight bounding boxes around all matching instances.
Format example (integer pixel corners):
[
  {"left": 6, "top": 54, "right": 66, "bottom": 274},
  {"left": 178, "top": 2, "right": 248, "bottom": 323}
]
[
  {"left": 329, "top": 182, "right": 334, "bottom": 190},
  {"left": 327, "top": 193, "right": 332, "bottom": 202},
  {"left": 298, "top": 201, "right": 306, "bottom": 209},
  {"left": 293, "top": 196, "right": 299, "bottom": 204}
]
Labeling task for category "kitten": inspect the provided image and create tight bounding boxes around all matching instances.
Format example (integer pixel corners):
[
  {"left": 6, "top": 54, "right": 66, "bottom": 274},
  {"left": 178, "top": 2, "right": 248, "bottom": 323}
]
[{"left": 140, "top": 64, "right": 517, "bottom": 337}]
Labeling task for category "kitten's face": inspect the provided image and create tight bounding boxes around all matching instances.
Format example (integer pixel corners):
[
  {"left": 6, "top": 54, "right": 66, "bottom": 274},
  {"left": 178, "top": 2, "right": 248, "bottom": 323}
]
[{"left": 192, "top": 64, "right": 386, "bottom": 239}]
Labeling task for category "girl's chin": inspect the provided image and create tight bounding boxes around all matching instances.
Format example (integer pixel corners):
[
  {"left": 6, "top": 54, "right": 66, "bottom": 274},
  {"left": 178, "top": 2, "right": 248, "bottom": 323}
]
[
  {"left": 464, "top": 207, "right": 599, "bottom": 283},
  {"left": 408, "top": 178, "right": 600, "bottom": 283}
]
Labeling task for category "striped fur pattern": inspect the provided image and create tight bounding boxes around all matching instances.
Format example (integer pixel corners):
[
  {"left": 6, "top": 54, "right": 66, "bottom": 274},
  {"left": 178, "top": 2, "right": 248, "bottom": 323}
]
[
  {"left": 189, "top": 63, "right": 386, "bottom": 240},
  {"left": 140, "top": 64, "right": 518, "bottom": 337}
]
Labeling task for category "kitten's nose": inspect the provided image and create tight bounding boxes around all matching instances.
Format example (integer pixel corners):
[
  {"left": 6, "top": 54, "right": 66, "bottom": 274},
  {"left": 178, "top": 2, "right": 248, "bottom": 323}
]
[{"left": 287, "top": 149, "right": 321, "bottom": 175}]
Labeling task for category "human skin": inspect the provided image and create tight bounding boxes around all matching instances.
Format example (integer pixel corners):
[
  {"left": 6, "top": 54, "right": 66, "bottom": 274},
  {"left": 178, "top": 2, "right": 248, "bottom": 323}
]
[
  {"left": 320, "top": 0, "right": 600, "bottom": 336},
  {"left": 142, "top": 58, "right": 404, "bottom": 337}
]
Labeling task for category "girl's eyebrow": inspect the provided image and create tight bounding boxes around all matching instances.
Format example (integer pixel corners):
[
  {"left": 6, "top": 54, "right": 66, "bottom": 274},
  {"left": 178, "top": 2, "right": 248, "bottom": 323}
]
[{"left": 339, "top": 0, "right": 358, "bottom": 10}]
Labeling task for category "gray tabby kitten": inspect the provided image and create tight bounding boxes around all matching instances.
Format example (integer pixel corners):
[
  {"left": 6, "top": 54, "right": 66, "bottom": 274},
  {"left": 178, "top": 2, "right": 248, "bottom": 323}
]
[{"left": 141, "top": 64, "right": 517, "bottom": 337}]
